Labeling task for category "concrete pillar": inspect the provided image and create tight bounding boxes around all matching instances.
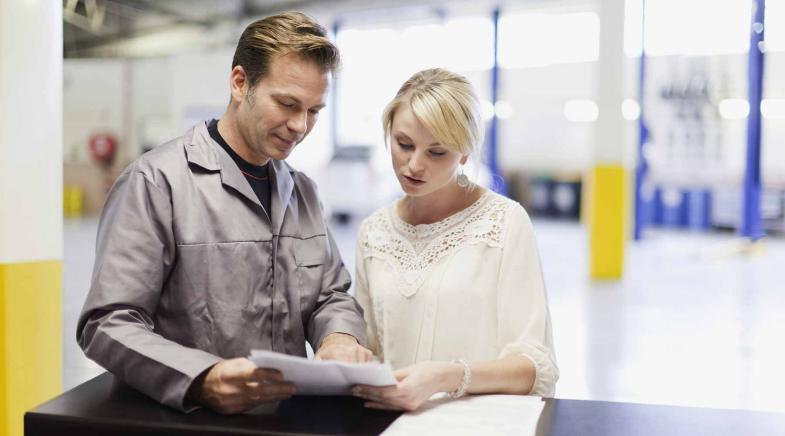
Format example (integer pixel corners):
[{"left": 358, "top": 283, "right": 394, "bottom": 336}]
[
  {"left": 0, "top": 2, "right": 64, "bottom": 435},
  {"left": 589, "top": 0, "right": 628, "bottom": 279}
]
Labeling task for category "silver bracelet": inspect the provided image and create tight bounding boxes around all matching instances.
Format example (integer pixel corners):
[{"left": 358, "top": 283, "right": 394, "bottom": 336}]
[{"left": 447, "top": 358, "right": 472, "bottom": 399}]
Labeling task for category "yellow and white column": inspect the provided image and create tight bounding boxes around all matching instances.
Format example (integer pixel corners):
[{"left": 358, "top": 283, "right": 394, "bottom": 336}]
[
  {"left": 589, "top": 0, "right": 629, "bottom": 279},
  {"left": 0, "top": 2, "right": 64, "bottom": 436}
]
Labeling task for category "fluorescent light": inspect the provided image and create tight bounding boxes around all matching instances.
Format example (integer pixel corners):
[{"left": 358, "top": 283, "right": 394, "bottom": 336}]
[
  {"left": 622, "top": 99, "right": 641, "bottom": 120},
  {"left": 762, "top": 99, "right": 785, "bottom": 119},
  {"left": 494, "top": 101, "right": 513, "bottom": 119},
  {"left": 718, "top": 99, "right": 749, "bottom": 120},
  {"left": 563, "top": 99, "right": 598, "bottom": 122}
]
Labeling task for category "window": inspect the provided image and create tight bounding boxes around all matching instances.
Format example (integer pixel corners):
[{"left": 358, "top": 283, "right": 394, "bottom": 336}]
[
  {"left": 335, "top": 16, "right": 492, "bottom": 148},
  {"left": 642, "top": 0, "right": 750, "bottom": 56}
]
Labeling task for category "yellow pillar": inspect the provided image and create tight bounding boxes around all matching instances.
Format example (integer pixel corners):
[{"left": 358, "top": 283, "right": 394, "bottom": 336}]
[
  {"left": 589, "top": 166, "right": 628, "bottom": 278},
  {"left": 0, "top": 2, "right": 64, "bottom": 435},
  {"left": 589, "top": 0, "right": 629, "bottom": 279}
]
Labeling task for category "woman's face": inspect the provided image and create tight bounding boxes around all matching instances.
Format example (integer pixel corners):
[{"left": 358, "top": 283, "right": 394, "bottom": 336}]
[{"left": 390, "top": 105, "right": 467, "bottom": 198}]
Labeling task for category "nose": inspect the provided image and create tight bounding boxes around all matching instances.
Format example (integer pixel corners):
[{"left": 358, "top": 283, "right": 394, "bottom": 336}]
[
  {"left": 287, "top": 111, "right": 308, "bottom": 134},
  {"left": 407, "top": 150, "right": 425, "bottom": 176}
]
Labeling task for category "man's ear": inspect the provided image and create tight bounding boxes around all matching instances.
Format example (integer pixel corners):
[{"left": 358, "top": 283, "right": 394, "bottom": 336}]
[{"left": 229, "top": 66, "right": 248, "bottom": 104}]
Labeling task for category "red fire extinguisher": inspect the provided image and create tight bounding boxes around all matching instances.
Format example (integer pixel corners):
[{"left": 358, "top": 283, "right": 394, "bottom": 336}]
[{"left": 88, "top": 133, "right": 117, "bottom": 168}]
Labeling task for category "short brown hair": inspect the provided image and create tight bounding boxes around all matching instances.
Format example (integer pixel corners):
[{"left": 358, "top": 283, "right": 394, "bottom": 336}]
[{"left": 232, "top": 11, "right": 340, "bottom": 90}]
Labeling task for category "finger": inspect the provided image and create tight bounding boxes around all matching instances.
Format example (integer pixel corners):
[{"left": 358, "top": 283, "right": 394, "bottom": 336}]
[
  {"left": 219, "top": 360, "right": 259, "bottom": 382},
  {"left": 364, "top": 401, "right": 404, "bottom": 411},
  {"left": 354, "top": 347, "right": 362, "bottom": 363},
  {"left": 357, "top": 347, "right": 372, "bottom": 363},
  {"left": 362, "top": 384, "right": 399, "bottom": 395},
  {"left": 353, "top": 389, "right": 394, "bottom": 404},
  {"left": 246, "top": 388, "right": 294, "bottom": 404},
  {"left": 249, "top": 382, "right": 297, "bottom": 398},
  {"left": 324, "top": 351, "right": 350, "bottom": 363},
  {"left": 250, "top": 367, "right": 284, "bottom": 383},
  {"left": 250, "top": 393, "right": 294, "bottom": 404},
  {"left": 356, "top": 393, "right": 387, "bottom": 404},
  {"left": 318, "top": 345, "right": 355, "bottom": 363}
]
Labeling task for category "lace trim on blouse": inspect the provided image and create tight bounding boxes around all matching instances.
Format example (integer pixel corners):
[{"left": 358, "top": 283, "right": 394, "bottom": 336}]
[{"left": 361, "top": 191, "right": 511, "bottom": 298}]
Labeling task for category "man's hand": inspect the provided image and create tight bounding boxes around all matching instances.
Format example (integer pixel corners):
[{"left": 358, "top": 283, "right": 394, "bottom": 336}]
[
  {"left": 314, "top": 333, "right": 373, "bottom": 363},
  {"left": 190, "top": 357, "right": 296, "bottom": 414}
]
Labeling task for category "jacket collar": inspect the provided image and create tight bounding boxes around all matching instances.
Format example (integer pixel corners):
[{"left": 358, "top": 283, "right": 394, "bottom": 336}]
[{"left": 184, "top": 121, "right": 295, "bottom": 233}]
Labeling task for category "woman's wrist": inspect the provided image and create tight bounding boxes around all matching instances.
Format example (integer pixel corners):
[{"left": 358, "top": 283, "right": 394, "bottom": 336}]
[{"left": 437, "top": 361, "right": 466, "bottom": 393}]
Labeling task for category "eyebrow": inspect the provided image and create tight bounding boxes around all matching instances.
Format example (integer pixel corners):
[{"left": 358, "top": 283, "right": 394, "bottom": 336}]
[
  {"left": 272, "top": 93, "right": 325, "bottom": 110},
  {"left": 392, "top": 132, "right": 441, "bottom": 147}
]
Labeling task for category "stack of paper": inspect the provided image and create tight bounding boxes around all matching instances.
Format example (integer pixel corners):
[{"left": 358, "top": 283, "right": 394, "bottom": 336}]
[
  {"left": 382, "top": 395, "right": 545, "bottom": 436},
  {"left": 249, "top": 350, "right": 397, "bottom": 395}
]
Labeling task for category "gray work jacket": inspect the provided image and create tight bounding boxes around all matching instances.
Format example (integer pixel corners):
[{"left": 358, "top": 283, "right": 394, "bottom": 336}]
[{"left": 77, "top": 121, "right": 366, "bottom": 411}]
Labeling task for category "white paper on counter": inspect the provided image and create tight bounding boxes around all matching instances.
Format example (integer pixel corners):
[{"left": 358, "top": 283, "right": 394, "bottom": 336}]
[
  {"left": 249, "top": 350, "right": 397, "bottom": 395},
  {"left": 381, "top": 394, "right": 545, "bottom": 436}
]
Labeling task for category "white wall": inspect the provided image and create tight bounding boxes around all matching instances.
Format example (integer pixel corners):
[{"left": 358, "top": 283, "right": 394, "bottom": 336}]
[
  {"left": 763, "top": 52, "right": 785, "bottom": 186},
  {"left": 498, "top": 62, "right": 597, "bottom": 174},
  {"left": 63, "top": 60, "right": 125, "bottom": 163},
  {"left": 63, "top": 48, "right": 335, "bottom": 172}
]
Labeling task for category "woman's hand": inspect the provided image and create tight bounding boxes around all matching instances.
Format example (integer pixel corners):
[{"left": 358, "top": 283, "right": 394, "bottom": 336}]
[{"left": 352, "top": 361, "right": 461, "bottom": 411}]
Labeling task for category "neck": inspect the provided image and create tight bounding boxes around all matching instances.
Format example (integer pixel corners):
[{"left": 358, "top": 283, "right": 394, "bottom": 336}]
[
  {"left": 400, "top": 182, "right": 483, "bottom": 225},
  {"left": 217, "top": 111, "right": 270, "bottom": 166}
]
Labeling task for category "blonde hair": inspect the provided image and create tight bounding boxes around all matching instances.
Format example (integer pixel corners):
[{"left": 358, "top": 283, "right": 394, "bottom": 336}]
[
  {"left": 232, "top": 12, "right": 339, "bottom": 90},
  {"left": 382, "top": 68, "right": 484, "bottom": 156}
]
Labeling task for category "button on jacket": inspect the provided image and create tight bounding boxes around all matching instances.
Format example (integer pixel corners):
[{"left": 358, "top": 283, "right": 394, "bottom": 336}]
[{"left": 77, "top": 121, "right": 367, "bottom": 411}]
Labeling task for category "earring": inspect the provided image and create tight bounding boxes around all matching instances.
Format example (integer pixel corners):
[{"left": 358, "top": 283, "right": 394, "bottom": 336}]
[{"left": 457, "top": 167, "right": 470, "bottom": 187}]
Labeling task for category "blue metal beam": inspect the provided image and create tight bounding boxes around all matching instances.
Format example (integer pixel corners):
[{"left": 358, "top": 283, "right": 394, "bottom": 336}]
[
  {"left": 488, "top": 8, "right": 506, "bottom": 195},
  {"left": 634, "top": 0, "right": 649, "bottom": 240},
  {"left": 741, "top": 0, "right": 766, "bottom": 239}
]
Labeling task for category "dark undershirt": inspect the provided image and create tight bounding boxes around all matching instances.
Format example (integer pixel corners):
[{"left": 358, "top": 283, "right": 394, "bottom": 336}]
[{"left": 207, "top": 119, "right": 272, "bottom": 216}]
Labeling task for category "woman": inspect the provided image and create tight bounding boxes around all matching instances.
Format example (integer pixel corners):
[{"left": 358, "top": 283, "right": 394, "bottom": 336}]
[{"left": 352, "top": 68, "right": 558, "bottom": 411}]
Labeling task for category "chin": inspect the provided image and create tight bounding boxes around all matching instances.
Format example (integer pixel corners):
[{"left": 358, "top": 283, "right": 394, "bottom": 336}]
[
  {"left": 276, "top": 150, "right": 293, "bottom": 160},
  {"left": 401, "top": 186, "right": 428, "bottom": 197},
  {"left": 266, "top": 147, "right": 290, "bottom": 161}
]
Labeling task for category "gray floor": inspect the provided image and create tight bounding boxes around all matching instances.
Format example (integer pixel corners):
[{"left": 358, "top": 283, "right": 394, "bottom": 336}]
[{"left": 63, "top": 216, "right": 785, "bottom": 413}]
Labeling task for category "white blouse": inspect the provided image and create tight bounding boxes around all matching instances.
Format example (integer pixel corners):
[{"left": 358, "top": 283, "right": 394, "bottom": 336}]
[{"left": 354, "top": 191, "right": 559, "bottom": 397}]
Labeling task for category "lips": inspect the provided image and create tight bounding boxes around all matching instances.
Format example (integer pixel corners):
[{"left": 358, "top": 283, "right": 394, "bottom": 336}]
[
  {"left": 273, "top": 134, "right": 297, "bottom": 149},
  {"left": 402, "top": 175, "right": 425, "bottom": 186}
]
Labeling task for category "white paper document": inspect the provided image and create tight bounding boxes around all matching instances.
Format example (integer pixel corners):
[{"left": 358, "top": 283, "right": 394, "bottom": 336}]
[
  {"left": 381, "top": 394, "right": 545, "bottom": 436},
  {"left": 249, "top": 350, "right": 397, "bottom": 395}
]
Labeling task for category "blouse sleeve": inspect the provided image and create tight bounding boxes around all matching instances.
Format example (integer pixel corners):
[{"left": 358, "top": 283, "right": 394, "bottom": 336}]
[
  {"left": 495, "top": 203, "right": 559, "bottom": 397},
  {"left": 354, "top": 221, "right": 383, "bottom": 359}
]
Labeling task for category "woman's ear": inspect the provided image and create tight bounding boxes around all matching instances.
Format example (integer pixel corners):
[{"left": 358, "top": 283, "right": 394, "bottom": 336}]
[{"left": 459, "top": 154, "right": 469, "bottom": 165}]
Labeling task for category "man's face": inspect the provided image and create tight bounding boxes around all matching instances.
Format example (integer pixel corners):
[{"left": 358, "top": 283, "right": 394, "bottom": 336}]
[{"left": 235, "top": 53, "right": 330, "bottom": 164}]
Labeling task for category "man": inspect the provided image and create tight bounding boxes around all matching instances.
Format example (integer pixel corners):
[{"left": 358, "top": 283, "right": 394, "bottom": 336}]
[{"left": 77, "top": 12, "right": 372, "bottom": 414}]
